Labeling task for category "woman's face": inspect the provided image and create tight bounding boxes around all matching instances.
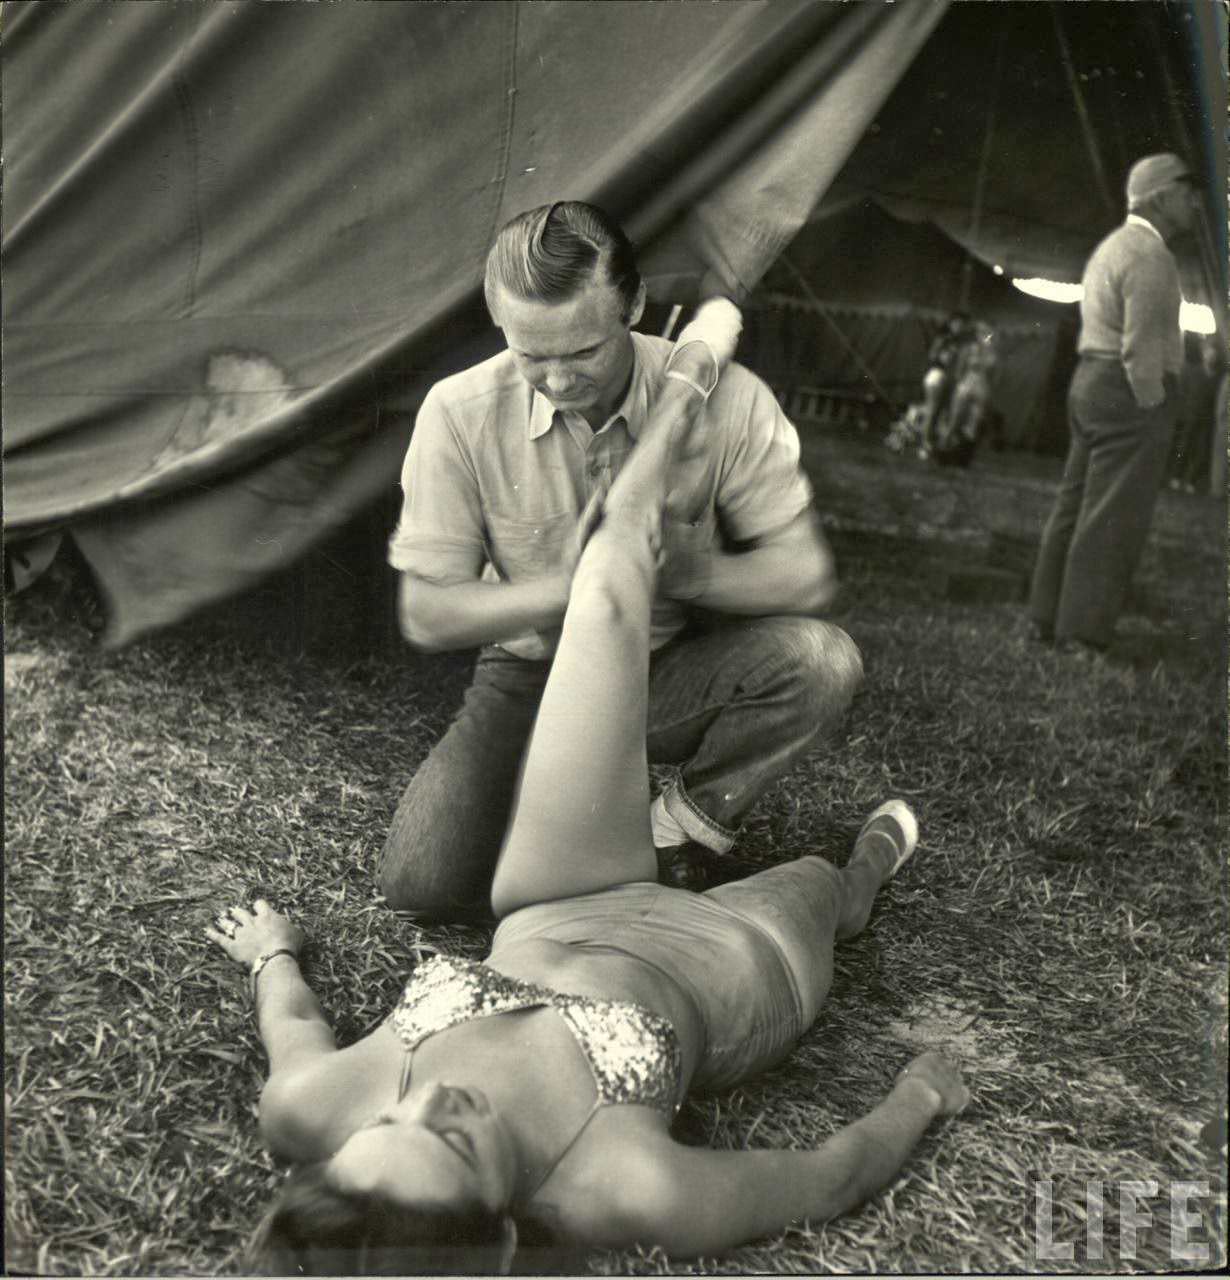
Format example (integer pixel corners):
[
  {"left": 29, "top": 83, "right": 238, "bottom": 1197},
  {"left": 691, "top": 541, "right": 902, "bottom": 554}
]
[{"left": 327, "top": 1081, "right": 518, "bottom": 1214}]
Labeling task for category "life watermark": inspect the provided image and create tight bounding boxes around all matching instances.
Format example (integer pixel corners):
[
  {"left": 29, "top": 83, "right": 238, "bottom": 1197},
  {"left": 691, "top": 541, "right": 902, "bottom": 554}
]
[{"left": 1034, "top": 1178, "right": 1215, "bottom": 1264}]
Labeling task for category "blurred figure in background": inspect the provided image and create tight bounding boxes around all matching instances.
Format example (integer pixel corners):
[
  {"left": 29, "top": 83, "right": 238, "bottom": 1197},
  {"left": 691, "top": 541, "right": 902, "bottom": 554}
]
[
  {"left": 918, "top": 313, "right": 971, "bottom": 459},
  {"left": 888, "top": 315, "right": 997, "bottom": 468},
  {"left": 1168, "top": 334, "right": 1225, "bottom": 494},
  {"left": 935, "top": 321, "right": 998, "bottom": 467}
]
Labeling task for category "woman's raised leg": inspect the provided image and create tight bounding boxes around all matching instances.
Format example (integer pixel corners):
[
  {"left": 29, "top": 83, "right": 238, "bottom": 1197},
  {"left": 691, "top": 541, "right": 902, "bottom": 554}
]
[{"left": 491, "top": 305, "right": 741, "bottom": 917}]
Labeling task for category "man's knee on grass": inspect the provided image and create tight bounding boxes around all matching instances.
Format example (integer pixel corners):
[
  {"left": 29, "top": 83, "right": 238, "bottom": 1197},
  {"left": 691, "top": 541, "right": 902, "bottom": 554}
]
[
  {"left": 378, "top": 844, "right": 489, "bottom": 922},
  {"left": 775, "top": 619, "right": 864, "bottom": 725}
]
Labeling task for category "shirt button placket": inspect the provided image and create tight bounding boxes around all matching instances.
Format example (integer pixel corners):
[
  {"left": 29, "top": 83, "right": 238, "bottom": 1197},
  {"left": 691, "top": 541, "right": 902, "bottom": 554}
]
[{"left": 587, "top": 446, "right": 606, "bottom": 498}]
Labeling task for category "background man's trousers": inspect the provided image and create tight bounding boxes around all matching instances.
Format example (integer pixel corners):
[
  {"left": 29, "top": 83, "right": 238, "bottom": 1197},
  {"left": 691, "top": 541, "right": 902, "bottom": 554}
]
[{"left": 1028, "top": 358, "right": 1178, "bottom": 648}]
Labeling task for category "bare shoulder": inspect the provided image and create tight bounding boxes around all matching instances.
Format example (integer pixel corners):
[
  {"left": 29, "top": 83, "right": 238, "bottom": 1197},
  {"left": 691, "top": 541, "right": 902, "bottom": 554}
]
[
  {"left": 533, "top": 1108, "right": 688, "bottom": 1249},
  {"left": 259, "top": 1040, "right": 387, "bottom": 1163},
  {"left": 258, "top": 1060, "right": 338, "bottom": 1162}
]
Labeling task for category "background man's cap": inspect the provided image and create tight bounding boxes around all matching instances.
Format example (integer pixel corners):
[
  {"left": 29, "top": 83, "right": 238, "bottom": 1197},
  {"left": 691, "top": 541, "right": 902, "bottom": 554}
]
[{"left": 1126, "top": 152, "right": 1191, "bottom": 203}]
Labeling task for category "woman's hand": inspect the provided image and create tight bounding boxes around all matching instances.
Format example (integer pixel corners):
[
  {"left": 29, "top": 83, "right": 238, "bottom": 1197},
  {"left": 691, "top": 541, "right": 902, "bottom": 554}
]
[
  {"left": 897, "top": 1051, "right": 970, "bottom": 1115},
  {"left": 205, "top": 899, "right": 305, "bottom": 968}
]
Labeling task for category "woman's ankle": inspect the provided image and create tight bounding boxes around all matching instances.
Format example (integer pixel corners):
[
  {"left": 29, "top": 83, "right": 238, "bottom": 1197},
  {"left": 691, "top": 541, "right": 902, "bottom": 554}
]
[{"left": 835, "top": 861, "right": 881, "bottom": 939}]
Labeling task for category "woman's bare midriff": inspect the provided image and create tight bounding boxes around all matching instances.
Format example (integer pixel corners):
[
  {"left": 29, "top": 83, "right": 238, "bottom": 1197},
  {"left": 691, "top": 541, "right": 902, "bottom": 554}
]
[{"left": 484, "top": 935, "right": 706, "bottom": 1083}]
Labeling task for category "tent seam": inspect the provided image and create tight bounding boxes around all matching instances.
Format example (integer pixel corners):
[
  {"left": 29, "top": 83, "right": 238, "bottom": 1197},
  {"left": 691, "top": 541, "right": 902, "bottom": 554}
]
[
  {"left": 172, "top": 69, "right": 205, "bottom": 318},
  {"left": 483, "top": 2, "right": 521, "bottom": 267}
]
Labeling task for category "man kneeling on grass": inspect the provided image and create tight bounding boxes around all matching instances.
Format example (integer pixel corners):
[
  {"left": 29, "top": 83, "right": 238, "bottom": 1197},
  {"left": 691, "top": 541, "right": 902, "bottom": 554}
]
[{"left": 378, "top": 200, "right": 861, "bottom": 917}]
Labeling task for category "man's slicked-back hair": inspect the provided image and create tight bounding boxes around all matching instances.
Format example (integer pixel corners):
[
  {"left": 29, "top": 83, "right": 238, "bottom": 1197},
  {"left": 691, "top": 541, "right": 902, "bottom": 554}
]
[{"left": 484, "top": 201, "right": 641, "bottom": 322}]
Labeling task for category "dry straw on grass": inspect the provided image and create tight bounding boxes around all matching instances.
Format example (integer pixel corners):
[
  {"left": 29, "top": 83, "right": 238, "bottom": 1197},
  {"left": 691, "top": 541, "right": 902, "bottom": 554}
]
[{"left": 5, "top": 527, "right": 1226, "bottom": 1275}]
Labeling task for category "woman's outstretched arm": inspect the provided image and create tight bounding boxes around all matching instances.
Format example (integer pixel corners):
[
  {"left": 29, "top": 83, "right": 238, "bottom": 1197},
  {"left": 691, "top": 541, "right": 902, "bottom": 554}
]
[
  {"left": 207, "top": 902, "right": 341, "bottom": 1160},
  {"left": 206, "top": 901, "right": 336, "bottom": 1077},
  {"left": 587, "top": 1052, "right": 969, "bottom": 1256}
]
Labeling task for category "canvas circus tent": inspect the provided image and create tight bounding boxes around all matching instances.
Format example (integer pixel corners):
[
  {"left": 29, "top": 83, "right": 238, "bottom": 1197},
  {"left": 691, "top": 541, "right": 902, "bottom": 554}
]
[{"left": 3, "top": 0, "right": 1224, "bottom": 644}]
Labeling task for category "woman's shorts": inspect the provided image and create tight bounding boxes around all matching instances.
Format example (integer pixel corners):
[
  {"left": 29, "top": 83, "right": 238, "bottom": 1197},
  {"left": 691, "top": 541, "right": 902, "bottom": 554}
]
[{"left": 491, "top": 858, "right": 842, "bottom": 1093}]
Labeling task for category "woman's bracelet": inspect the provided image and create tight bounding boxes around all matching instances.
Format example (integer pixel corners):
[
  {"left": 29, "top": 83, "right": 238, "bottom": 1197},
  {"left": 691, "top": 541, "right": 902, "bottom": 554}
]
[{"left": 250, "top": 948, "right": 298, "bottom": 998}]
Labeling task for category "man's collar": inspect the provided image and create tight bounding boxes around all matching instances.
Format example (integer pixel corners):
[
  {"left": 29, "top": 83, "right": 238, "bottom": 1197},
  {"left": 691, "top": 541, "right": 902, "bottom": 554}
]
[
  {"left": 525, "top": 334, "right": 650, "bottom": 440},
  {"left": 527, "top": 389, "right": 556, "bottom": 440},
  {"left": 1126, "top": 212, "right": 1164, "bottom": 242}
]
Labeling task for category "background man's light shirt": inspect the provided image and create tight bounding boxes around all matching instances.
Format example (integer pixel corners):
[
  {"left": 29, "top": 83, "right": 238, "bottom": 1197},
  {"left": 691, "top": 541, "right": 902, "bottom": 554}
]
[{"left": 1077, "top": 220, "right": 1183, "bottom": 407}]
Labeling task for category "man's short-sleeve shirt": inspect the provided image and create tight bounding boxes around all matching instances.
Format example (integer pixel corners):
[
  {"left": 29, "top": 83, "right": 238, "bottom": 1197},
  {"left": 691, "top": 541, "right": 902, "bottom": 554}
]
[{"left": 388, "top": 332, "right": 813, "bottom": 659}]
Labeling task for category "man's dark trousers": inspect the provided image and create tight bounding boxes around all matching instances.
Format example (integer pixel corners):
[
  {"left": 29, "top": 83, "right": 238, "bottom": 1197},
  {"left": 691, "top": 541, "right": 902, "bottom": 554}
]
[
  {"left": 379, "top": 615, "right": 862, "bottom": 918},
  {"left": 1028, "top": 357, "right": 1178, "bottom": 648}
]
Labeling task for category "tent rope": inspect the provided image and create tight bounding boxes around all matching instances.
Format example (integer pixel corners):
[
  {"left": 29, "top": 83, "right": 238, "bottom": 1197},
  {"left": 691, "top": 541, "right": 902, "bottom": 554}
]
[
  {"left": 959, "top": 14, "right": 1010, "bottom": 309},
  {"left": 1051, "top": 5, "right": 1117, "bottom": 222},
  {"left": 777, "top": 253, "right": 895, "bottom": 408}
]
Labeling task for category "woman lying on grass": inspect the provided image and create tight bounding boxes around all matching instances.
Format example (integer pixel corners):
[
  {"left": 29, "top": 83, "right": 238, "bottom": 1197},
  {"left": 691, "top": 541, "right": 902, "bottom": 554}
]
[{"left": 208, "top": 303, "right": 968, "bottom": 1275}]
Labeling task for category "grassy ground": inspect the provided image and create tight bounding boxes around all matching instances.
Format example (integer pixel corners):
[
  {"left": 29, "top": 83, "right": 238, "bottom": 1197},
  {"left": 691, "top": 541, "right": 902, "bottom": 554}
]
[{"left": 5, "top": 489, "right": 1227, "bottom": 1275}]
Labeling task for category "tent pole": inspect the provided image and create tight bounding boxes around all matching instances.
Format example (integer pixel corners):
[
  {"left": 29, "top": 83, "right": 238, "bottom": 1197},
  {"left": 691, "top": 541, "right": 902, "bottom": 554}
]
[
  {"left": 1194, "top": 213, "right": 1230, "bottom": 342},
  {"left": 661, "top": 304, "right": 683, "bottom": 340},
  {"left": 777, "top": 253, "right": 894, "bottom": 408},
  {"left": 1140, "top": 3, "right": 1203, "bottom": 175},
  {"left": 1050, "top": 5, "right": 1117, "bottom": 223},
  {"left": 1142, "top": 3, "right": 1228, "bottom": 341}
]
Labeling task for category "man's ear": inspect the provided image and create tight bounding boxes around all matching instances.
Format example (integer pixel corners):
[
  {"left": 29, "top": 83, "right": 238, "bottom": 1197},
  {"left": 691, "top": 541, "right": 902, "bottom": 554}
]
[
  {"left": 626, "top": 280, "right": 647, "bottom": 329},
  {"left": 485, "top": 283, "right": 505, "bottom": 331}
]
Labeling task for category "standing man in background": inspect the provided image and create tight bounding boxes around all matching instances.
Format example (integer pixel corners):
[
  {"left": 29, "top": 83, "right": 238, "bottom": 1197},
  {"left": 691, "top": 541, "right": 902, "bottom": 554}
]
[
  {"left": 1027, "top": 153, "right": 1200, "bottom": 655},
  {"left": 379, "top": 201, "right": 863, "bottom": 920}
]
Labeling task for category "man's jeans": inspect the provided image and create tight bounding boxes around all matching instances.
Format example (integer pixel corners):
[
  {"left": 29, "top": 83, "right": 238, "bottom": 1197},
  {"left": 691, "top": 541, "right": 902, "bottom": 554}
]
[
  {"left": 1028, "top": 359, "right": 1177, "bottom": 647},
  {"left": 379, "top": 615, "right": 863, "bottom": 917}
]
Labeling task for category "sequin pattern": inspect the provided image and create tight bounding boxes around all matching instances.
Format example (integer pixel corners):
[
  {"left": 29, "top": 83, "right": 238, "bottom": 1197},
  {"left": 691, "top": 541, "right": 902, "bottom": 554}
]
[{"left": 389, "top": 954, "right": 681, "bottom": 1117}]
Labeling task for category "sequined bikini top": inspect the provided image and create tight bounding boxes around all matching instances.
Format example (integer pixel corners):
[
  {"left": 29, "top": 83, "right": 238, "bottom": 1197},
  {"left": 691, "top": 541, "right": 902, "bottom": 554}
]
[{"left": 388, "top": 954, "right": 683, "bottom": 1121}]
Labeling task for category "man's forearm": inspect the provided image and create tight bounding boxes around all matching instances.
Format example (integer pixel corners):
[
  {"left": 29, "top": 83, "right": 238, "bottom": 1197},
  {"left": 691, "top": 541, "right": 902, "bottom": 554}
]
[
  {"left": 680, "top": 542, "right": 837, "bottom": 617},
  {"left": 1122, "top": 273, "right": 1177, "bottom": 409},
  {"left": 1123, "top": 348, "right": 1167, "bottom": 408},
  {"left": 398, "top": 574, "right": 569, "bottom": 652}
]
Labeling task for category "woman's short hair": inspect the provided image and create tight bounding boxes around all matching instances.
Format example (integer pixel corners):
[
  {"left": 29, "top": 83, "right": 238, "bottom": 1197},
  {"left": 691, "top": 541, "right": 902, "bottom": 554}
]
[
  {"left": 483, "top": 201, "right": 641, "bottom": 322},
  {"left": 250, "top": 1161, "right": 508, "bottom": 1276},
  {"left": 250, "top": 1162, "right": 585, "bottom": 1276}
]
